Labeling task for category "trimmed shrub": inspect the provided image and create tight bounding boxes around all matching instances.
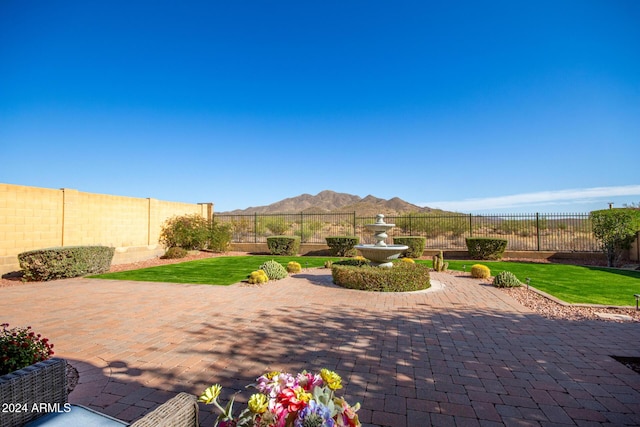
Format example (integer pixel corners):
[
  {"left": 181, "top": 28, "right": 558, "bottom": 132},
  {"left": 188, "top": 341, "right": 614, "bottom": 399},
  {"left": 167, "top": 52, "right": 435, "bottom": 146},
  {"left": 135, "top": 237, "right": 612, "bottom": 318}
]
[
  {"left": 332, "top": 262, "right": 431, "bottom": 292},
  {"left": 334, "top": 258, "right": 368, "bottom": 267},
  {"left": 492, "top": 271, "right": 522, "bottom": 288},
  {"left": 323, "top": 260, "right": 333, "bottom": 269},
  {"left": 18, "top": 246, "right": 115, "bottom": 281},
  {"left": 393, "top": 236, "right": 426, "bottom": 258},
  {"left": 159, "top": 214, "right": 210, "bottom": 250},
  {"left": 326, "top": 236, "right": 359, "bottom": 257},
  {"left": 267, "top": 236, "right": 300, "bottom": 256},
  {"left": 259, "top": 260, "right": 289, "bottom": 280},
  {"left": 287, "top": 261, "right": 302, "bottom": 273},
  {"left": 465, "top": 237, "right": 508, "bottom": 260},
  {"left": 247, "top": 270, "right": 269, "bottom": 284},
  {"left": 470, "top": 264, "right": 491, "bottom": 279},
  {"left": 400, "top": 257, "right": 415, "bottom": 264},
  {"left": 162, "top": 246, "right": 188, "bottom": 259}
]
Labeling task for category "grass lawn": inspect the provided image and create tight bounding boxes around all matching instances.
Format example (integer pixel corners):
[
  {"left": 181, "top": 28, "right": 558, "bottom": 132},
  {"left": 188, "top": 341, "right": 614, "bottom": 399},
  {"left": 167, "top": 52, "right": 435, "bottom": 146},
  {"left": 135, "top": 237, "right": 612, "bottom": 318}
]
[
  {"left": 429, "top": 260, "right": 640, "bottom": 306},
  {"left": 90, "top": 255, "right": 339, "bottom": 285},
  {"left": 92, "top": 255, "right": 640, "bottom": 307}
]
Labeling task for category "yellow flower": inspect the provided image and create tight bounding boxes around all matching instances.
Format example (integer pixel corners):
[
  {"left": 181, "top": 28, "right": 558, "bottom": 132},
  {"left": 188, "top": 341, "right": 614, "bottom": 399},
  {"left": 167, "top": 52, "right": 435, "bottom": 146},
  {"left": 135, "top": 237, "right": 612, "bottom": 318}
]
[
  {"left": 320, "top": 368, "right": 343, "bottom": 390},
  {"left": 248, "top": 393, "right": 269, "bottom": 414},
  {"left": 294, "top": 386, "right": 312, "bottom": 403},
  {"left": 198, "top": 384, "right": 222, "bottom": 404},
  {"left": 265, "top": 371, "right": 281, "bottom": 380}
]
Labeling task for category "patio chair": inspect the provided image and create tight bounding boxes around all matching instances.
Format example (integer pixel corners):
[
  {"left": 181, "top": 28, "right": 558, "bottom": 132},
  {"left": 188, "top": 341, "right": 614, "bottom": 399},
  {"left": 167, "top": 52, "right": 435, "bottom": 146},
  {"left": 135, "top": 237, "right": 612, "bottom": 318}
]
[{"left": 0, "top": 358, "right": 199, "bottom": 427}]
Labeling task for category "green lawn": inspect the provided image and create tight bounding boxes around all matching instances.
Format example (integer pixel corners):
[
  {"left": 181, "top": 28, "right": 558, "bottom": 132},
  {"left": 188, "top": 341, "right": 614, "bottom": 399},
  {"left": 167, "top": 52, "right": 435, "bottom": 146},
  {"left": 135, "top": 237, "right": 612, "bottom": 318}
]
[
  {"left": 91, "top": 255, "right": 640, "bottom": 307},
  {"left": 430, "top": 260, "right": 640, "bottom": 306},
  {"left": 90, "top": 256, "right": 338, "bottom": 285}
]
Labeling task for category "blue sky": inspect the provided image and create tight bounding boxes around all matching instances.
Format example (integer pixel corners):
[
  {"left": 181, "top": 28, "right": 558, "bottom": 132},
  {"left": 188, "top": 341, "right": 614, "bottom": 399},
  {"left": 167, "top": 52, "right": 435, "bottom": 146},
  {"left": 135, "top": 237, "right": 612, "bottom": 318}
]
[{"left": 1, "top": 1, "right": 639, "bottom": 213}]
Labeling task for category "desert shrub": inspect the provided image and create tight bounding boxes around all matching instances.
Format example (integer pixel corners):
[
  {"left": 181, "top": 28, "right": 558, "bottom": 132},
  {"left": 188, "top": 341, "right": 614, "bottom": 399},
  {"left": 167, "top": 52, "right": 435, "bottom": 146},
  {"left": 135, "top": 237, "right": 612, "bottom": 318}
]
[
  {"left": 162, "top": 247, "right": 188, "bottom": 259},
  {"left": 1, "top": 323, "right": 55, "bottom": 375},
  {"left": 393, "top": 236, "right": 426, "bottom": 258},
  {"left": 160, "top": 214, "right": 209, "bottom": 250},
  {"left": 247, "top": 270, "right": 269, "bottom": 284},
  {"left": 324, "top": 260, "right": 333, "bottom": 269},
  {"left": 492, "top": 271, "right": 522, "bottom": 288},
  {"left": 259, "top": 260, "right": 289, "bottom": 280},
  {"left": 287, "top": 261, "right": 302, "bottom": 273},
  {"left": 326, "top": 236, "right": 359, "bottom": 257},
  {"left": 465, "top": 237, "right": 508, "bottom": 260},
  {"left": 267, "top": 236, "right": 300, "bottom": 256},
  {"left": 470, "top": 264, "right": 491, "bottom": 279},
  {"left": 209, "top": 222, "right": 233, "bottom": 252},
  {"left": 590, "top": 208, "right": 640, "bottom": 267},
  {"left": 18, "top": 246, "right": 115, "bottom": 281},
  {"left": 258, "top": 218, "right": 291, "bottom": 235},
  {"left": 332, "top": 262, "right": 431, "bottom": 292}
]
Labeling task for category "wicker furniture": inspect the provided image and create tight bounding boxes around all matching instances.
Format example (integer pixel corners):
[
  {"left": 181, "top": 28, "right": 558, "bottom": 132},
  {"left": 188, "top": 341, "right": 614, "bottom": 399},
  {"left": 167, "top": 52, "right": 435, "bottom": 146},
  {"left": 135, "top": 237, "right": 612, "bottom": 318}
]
[{"left": 0, "top": 358, "right": 199, "bottom": 427}]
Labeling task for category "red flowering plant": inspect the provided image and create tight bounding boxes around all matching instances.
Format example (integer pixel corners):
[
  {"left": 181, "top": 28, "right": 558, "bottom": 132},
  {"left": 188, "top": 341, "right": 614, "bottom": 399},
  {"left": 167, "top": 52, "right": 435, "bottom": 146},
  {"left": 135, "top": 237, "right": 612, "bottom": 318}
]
[
  {"left": 0, "top": 323, "right": 55, "bottom": 376},
  {"left": 199, "top": 368, "right": 361, "bottom": 427}
]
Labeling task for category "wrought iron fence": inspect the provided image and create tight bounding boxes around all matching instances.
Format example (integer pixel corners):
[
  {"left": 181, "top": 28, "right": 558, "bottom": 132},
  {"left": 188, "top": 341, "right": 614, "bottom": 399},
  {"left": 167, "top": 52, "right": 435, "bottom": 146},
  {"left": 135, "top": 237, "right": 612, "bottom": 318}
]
[{"left": 213, "top": 212, "right": 599, "bottom": 252}]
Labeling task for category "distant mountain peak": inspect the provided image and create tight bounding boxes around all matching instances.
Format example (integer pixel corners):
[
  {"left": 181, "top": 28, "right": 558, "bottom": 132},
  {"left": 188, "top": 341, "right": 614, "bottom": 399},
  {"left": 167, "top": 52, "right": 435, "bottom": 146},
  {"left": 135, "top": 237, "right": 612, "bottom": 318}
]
[{"left": 219, "top": 190, "right": 439, "bottom": 216}]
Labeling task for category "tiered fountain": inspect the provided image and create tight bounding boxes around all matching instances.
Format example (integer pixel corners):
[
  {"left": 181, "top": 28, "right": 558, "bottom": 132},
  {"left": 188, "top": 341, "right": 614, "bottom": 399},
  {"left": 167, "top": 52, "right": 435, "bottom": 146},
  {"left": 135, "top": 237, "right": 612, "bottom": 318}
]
[{"left": 355, "top": 214, "right": 408, "bottom": 268}]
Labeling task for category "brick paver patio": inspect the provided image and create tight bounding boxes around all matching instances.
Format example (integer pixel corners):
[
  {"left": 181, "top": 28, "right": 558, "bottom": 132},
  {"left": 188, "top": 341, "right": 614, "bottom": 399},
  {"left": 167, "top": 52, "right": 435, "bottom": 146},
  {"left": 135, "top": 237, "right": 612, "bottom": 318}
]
[{"left": 3, "top": 269, "right": 640, "bottom": 426}]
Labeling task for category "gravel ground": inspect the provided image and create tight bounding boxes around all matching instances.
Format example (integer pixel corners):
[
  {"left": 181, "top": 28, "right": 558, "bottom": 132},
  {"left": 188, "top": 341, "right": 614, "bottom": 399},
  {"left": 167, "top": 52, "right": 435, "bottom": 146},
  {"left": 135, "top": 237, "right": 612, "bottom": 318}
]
[{"left": 3, "top": 252, "right": 638, "bottom": 322}]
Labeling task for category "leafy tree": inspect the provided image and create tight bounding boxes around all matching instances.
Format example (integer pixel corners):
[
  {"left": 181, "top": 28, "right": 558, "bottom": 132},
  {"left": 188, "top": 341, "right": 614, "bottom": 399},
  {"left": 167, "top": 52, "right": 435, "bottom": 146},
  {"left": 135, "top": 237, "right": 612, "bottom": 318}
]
[{"left": 590, "top": 209, "right": 640, "bottom": 267}]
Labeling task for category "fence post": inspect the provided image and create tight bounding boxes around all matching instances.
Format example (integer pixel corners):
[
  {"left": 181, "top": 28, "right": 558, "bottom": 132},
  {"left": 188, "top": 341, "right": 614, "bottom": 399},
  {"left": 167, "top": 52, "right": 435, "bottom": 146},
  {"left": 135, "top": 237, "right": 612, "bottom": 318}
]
[
  {"left": 353, "top": 212, "right": 356, "bottom": 237},
  {"left": 300, "top": 212, "right": 304, "bottom": 243},
  {"left": 254, "top": 213, "right": 257, "bottom": 244},
  {"left": 469, "top": 213, "right": 473, "bottom": 237},
  {"left": 536, "top": 213, "right": 540, "bottom": 251}
]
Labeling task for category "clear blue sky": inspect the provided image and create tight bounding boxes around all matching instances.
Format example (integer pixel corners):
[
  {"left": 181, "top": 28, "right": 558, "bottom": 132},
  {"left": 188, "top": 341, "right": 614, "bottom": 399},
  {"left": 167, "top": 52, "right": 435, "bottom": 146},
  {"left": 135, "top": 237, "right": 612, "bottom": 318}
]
[{"left": 1, "top": 1, "right": 639, "bottom": 213}]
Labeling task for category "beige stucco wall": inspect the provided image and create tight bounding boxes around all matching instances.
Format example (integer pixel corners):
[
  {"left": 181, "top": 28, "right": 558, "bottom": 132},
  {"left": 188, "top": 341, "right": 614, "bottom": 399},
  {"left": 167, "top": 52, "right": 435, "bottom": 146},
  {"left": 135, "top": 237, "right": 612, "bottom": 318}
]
[{"left": 0, "top": 183, "right": 212, "bottom": 275}]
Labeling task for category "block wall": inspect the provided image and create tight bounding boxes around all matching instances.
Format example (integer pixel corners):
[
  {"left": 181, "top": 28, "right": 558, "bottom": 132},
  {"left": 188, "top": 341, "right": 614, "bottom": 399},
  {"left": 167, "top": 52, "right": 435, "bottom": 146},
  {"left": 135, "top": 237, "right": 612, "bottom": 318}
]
[{"left": 0, "top": 183, "right": 213, "bottom": 275}]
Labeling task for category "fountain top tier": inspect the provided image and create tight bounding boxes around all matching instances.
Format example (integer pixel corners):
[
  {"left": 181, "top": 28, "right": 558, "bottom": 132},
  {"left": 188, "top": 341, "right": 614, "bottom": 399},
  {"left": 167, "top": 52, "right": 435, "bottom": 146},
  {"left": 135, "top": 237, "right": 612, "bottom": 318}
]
[{"left": 363, "top": 214, "right": 395, "bottom": 247}]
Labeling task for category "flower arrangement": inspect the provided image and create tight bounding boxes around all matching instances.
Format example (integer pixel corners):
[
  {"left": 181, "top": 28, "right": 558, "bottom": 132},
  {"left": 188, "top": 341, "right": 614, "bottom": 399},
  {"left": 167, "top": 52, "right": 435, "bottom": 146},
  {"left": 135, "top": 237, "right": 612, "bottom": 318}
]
[
  {"left": 1, "top": 323, "right": 55, "bottom": 376},
  {"left": 199, "top": 368, "right": 361, "bottom": 427}
]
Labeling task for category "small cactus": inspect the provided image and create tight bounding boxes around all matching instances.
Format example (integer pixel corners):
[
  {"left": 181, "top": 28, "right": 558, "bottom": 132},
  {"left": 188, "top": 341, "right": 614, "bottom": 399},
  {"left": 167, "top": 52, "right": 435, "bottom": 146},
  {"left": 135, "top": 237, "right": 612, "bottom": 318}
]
[
  {"left": 432, "top": 250, "right": 448, "bottom": 272},
  {"left": 400, "top": 257, "right": 415, "bottom": 264},
  {"left": 259, "top": 260, "right": 289, "bottom": 280},
  {"left": 248, "top": 270, "right": 269, "bottom": 284},
  {"left": 324, "top": 260, "right": 333, "bottom": 269},
  {"left": 492, "top": 271, "right": 522, "bottom": 288},
  {"left": 287, "top": 261, "right": 302, "bottom": 273},
  {"left": 471, "top": 264, "right": 491, "bottom": 279}
]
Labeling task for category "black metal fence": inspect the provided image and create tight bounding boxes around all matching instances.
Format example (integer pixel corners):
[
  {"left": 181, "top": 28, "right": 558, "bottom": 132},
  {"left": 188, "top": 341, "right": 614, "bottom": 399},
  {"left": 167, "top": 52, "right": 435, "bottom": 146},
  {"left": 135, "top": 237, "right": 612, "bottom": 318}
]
[{"left": 213, "top": 212, "right": 599, "bottom": 252}]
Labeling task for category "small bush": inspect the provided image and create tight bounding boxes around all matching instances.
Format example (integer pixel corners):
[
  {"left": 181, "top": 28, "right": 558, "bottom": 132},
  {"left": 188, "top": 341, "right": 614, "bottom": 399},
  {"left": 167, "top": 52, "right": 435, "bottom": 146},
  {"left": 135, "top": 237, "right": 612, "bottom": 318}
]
[
  {"left": 287, "top": 261, "right": 302, "bottom": 273},
  {"left": 18, "top": 246, "right": 115, "bottom": 281},
  {"left": 393, "top": 236, "right": 426, "bottom": 258},
  {"left": 465, "top": 238, "right": 508, "bottom": 260},
  {"left": 1, "top": 323, "right": 55, "bottom": 375},
  {"left": 471, "top": 264, "right": 491, "bottom": 279},
  {"left": 324, "top": 260, "right": 333, "bottom": 269},
  {"left": 400, "top": 257, "right": 415, "bottom": 264},
  {"left": 162, "top": 247, "right": 188, "bottom": 259},
  {"left": 259, "top": 260, "right": 289, "bottom": 280},
  {"left": 266, "top": 236, "right": 300, "bottom": 256},
  {"left": 332, "top": 262, "right": 431, "bottom": 292},
  {"left": 209, "top": 222, "right": 233, "bottom": 252},
  {"left": 326, "top": 236, "right": 359, "bottom": 257},
  {"left": 492, "top": 271, "right": 522, "bottom": 288},
  {"left": 247, "top": 270, "right": 269, "bottom": 284},
  {"left": 160, "top": 214, "right": 210, "bottom": 250}
]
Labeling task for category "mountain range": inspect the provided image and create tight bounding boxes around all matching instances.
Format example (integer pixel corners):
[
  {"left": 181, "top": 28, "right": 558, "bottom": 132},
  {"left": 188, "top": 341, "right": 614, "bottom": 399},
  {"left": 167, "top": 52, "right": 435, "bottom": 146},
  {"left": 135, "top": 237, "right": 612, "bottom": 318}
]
[{"left": 219, "top": 190, "right": 446, "bottom": 216}]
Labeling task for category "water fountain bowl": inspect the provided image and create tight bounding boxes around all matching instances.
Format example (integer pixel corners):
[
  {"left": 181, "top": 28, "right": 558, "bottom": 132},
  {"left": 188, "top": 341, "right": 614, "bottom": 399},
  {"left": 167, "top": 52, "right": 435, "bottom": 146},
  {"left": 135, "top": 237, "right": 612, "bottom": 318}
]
[{"left": 355, "top": 214, "right": 408, "bottom": 268}]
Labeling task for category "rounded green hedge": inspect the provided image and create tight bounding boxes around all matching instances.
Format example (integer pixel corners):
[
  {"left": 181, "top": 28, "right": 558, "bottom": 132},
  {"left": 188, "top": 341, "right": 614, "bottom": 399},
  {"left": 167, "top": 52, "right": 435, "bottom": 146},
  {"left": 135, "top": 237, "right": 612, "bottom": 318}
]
[{"left": 331, "top": 261, "right": 431, "bottom": 292}]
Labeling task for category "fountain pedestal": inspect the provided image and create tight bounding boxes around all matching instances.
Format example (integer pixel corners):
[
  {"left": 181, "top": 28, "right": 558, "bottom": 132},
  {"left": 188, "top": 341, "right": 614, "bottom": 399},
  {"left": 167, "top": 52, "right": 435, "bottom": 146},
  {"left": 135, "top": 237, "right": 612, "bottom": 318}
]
[{"left": 355, "top": 214, "right": 408, "bottom": 268}]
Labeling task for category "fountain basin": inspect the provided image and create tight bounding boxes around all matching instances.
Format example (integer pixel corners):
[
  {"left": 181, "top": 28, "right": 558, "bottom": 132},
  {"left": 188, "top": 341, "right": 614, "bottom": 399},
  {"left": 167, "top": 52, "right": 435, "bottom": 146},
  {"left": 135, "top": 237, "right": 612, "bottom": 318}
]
[{"left": 355, "top": 244, "right": 408, "bottom": 268}]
